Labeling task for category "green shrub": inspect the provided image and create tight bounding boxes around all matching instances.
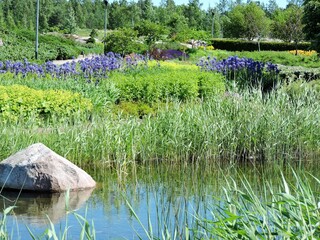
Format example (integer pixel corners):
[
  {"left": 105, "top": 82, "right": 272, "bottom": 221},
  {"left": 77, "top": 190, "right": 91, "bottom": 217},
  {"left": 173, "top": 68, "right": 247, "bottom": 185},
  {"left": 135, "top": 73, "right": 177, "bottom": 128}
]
[
  {"left": 0, "top": 30, "right": 102, "bottom": 61},
  {"left": 0, "top": 85, "right": 92, "bottom": 122},
  {"left": 211, "top": 38, "right": 312, "bottom": 51},
  {"left": 113, "top": 101, "right": 154, "bottom": 118},
  {"left": 108, "top": 69, "right": 225, "bottom": 103},
  {"left": 104, "top": 28, "right": 148, "bottom": 55}
]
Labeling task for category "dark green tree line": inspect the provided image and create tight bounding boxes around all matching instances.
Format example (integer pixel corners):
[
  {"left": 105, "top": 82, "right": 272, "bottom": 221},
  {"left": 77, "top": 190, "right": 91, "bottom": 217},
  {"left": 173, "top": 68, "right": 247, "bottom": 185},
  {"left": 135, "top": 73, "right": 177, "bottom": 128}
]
[{"left": 0, "top": 0, "right": 317, "bottom": 50}]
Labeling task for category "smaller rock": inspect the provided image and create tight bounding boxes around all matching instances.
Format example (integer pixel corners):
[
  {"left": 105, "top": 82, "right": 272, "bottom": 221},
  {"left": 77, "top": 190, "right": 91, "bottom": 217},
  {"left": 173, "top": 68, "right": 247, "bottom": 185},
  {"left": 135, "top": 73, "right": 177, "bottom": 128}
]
[
  {"left": 0, "top": 143, "right": 96, "bottom": 192},
  {"left": 0, "top": 38, "right": 3, "bottom": 47}
]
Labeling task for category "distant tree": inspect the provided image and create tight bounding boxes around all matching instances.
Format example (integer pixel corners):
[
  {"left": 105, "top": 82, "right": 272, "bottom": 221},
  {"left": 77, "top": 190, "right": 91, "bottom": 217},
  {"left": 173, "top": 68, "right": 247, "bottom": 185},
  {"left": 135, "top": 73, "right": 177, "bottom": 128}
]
[
  {"left": 167, "top": 13, "right": 188, "bottom": 40},
  {"left": 109, "top": 1, "right": 131, "bottom": 29},
  {"left": 265, "top": 0, "right": 279, "bottom": 17},
  {"left": 70, "top": 0, "right": 85, "bottom": 28},
  {"left": 63, "top": 5, "right": 77, "bottom": 34},
  {"left": 175, "top": 28, "right": 211, "bottom": 44},
  {"left": 138, "top": 0, "right": 155, "bottom": 21},
  {"left": 184, "top": 0, "right": 205, "bottom": 30},
  {"left": 134, "top": 20, "right": 169, "bottom": 50},
  {"left": 272, "top": 5, "right": 304, "bottom": 54},
  {"left": 217, "top": 0, "right": 232, "bottom": 14},
  {"left": 286, "top": 0, "right": 304, "bottom": 7},
  {"left": 303, "top": 0, "right": 320, "bottom": 54},
  {"left": 0, "top": 3, "right": 5, "bottom": 30},
  {"left": 104, "top": 28, "right": 146, "bottom": 55},
  {"left": 224, "top": 3, "right": 270, "bottom": 42},
  {"left": 128, "top": 1, "right": 141, "bottom": 28},
  {"left": 212, "top": 10, "right": 222, "bottom": 38},
  {"left": 5, "top": 10, "right": 16, "bottom": 29}
]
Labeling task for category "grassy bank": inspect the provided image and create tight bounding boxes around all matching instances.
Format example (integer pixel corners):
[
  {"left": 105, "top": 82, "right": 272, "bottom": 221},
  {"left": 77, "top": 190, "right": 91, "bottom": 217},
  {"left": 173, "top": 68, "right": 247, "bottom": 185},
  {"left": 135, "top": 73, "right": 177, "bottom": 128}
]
[{"left": 0, "top": 89, "right": 319, "bottom": 165}]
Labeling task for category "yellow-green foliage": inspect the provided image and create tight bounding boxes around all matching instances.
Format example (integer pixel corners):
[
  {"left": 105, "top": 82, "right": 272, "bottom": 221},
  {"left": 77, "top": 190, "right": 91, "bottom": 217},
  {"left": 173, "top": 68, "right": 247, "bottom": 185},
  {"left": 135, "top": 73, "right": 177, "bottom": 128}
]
[
  {"left": 147, "top": 61, "right": 198, "bottom": 71},
  {"left": 0, "top": 85, "right": 92, "bottom": 122},
  {"left": 113, "top": 101, "right": 155, "bottom": 118},
  {"left": 109, "top": 68, "right": 225, "bottom": 103}
]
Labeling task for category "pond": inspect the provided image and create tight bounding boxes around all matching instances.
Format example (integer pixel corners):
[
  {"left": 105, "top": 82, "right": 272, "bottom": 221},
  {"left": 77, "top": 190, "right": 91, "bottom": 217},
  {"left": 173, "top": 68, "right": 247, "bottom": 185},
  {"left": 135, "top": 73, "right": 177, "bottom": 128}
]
[{"left": 1, "top": 161, "right": 319, "bottom": 239}]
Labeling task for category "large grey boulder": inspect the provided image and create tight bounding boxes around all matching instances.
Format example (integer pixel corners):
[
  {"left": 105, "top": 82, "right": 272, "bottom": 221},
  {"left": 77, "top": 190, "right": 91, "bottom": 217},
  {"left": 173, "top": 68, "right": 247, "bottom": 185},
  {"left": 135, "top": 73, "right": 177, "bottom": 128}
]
[{"left": 0, "top": 143, "right": 96, "bottom": 192}]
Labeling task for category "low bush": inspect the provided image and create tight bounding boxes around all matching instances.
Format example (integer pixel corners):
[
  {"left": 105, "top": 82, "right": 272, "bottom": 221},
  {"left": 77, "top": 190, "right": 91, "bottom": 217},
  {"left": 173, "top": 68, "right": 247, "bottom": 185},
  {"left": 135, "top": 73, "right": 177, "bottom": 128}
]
[
  {"left": 0, "top": 85, "right": 92, "bottom": 122},
  {"left": 0, "top": 30, "right": 102, "bottom": 61},
  {"left": 108, "top": 68, "right": 225, "bottom": 103},
  {"left": 211, "top": 38, "right": 312, "bottom": 52},
  {"left": 113, "top": 101, "right": 155, "bottom": 118}
]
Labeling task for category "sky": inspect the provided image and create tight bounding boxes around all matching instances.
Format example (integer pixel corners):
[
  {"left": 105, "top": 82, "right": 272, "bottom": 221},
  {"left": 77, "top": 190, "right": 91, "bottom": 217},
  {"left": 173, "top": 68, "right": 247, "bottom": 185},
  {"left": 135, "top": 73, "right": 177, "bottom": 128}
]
[{"left": 152, "top": 0, "right": 288, "bottom": 9}]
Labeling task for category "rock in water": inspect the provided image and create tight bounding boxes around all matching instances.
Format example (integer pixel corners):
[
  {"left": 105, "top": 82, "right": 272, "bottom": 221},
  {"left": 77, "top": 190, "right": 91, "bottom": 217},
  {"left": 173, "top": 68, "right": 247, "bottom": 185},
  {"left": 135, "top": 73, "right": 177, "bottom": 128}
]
[{"left": 0, "top": 143, "right": 96, "bottom": 192}]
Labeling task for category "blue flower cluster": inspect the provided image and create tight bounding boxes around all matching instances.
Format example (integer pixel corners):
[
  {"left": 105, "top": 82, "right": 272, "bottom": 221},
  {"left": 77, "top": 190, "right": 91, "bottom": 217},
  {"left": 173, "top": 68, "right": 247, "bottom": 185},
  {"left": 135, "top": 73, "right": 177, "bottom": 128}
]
[
  {"left": 197, "top": 56, "right": 281, "bottom": 91},
  {"left": 0, "top": 52, "right": 143, "bottom": 79}
]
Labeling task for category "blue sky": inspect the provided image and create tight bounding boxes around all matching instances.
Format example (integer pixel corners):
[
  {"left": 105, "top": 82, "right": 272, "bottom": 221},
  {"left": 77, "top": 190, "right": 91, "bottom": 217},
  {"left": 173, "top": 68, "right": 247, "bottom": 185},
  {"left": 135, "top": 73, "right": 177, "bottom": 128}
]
[{"left": 153, "top": 0, "right": 288, "bottom": 9}]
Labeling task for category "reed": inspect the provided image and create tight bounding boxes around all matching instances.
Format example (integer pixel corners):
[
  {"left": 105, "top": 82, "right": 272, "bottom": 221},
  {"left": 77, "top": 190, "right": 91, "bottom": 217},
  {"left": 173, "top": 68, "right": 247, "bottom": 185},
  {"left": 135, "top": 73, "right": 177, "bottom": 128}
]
[
  {"left": 0, "top": 88, "right": 319, "bottom": 165},
  {"left": 125, "top": 168, "right": 320, "bottom": 239}
]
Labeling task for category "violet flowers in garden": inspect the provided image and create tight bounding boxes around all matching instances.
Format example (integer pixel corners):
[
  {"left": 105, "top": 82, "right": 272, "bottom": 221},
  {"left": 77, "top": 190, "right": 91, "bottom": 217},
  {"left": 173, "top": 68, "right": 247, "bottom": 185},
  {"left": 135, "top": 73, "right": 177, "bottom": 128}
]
[
  {"left": 0, "top": 52, "right": 143, "bottom": 80},
  {"left": 197, "top": 56, "right": 280, "bottom": 91}
]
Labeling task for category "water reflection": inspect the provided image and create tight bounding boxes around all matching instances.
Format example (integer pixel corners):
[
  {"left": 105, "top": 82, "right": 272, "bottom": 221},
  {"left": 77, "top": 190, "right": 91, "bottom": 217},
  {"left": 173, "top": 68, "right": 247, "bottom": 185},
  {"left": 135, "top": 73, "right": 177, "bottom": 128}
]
[
  {"left": 0, "top": 161, "right": 320, "bottom": 239},
  {"left": 0, "top": 188, "right": 94, "bottom": 226}
]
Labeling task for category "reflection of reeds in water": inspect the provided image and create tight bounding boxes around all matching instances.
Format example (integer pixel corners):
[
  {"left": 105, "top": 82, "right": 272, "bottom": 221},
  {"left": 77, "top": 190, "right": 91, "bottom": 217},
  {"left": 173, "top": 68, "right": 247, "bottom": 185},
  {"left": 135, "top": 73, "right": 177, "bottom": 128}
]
[
  {"left": 1, "top": 163, "right": 320, "bottom": 239},
  {"left": 123, "top": 167, "right": 320, "bottom": 239}
]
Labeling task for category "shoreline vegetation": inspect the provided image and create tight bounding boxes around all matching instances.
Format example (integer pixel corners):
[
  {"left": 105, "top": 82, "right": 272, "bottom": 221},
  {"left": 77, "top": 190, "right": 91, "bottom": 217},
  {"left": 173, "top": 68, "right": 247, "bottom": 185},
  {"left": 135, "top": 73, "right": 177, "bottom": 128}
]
[{"left": 0, "top": 47, "right": 319, "bottom": 238}]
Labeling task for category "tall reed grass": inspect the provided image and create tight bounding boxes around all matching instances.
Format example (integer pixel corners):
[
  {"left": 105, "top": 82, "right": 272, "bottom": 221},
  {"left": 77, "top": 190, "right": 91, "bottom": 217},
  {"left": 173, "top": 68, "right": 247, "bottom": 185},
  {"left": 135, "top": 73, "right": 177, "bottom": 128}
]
[
  {"left": 126, "top": 169, "right": 320, "bottom": 239},
  {"left": 0, "top": 89, "right": 319, "bottom": 165}
]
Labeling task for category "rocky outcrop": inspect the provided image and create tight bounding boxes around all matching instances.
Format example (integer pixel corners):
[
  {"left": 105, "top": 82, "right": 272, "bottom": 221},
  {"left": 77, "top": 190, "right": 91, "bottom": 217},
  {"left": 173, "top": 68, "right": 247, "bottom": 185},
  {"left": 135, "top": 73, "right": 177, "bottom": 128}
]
[{"left": 0, "top": 143, "right": 96, "bottom": 192}]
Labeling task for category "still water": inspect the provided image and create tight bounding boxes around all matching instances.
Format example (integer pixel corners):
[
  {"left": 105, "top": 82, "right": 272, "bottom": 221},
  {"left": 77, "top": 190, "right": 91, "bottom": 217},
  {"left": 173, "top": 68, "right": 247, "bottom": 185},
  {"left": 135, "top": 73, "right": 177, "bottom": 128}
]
[{"left": 1, "top": 162, "right": 319, "bottom": 239}]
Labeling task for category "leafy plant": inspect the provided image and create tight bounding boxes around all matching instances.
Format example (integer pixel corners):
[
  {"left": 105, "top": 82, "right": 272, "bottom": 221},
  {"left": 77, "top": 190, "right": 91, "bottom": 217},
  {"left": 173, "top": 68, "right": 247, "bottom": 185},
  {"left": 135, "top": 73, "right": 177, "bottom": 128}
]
[{"left": 0, "top": 85, "right": 92, "bottom": 123}]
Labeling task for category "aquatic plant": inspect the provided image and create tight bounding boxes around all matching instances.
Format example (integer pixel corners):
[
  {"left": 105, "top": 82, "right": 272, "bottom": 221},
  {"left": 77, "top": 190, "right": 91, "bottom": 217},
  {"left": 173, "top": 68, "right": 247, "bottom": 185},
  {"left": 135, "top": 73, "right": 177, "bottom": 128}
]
[
  {"left": 123, "top": 168, "right": 320, "bottom": 239},
  {"left": 0, "top": 88, "right": 319, "bottom": 164},
  {"left": 196, "top": 171, "right": 320, "bottom": 239}
]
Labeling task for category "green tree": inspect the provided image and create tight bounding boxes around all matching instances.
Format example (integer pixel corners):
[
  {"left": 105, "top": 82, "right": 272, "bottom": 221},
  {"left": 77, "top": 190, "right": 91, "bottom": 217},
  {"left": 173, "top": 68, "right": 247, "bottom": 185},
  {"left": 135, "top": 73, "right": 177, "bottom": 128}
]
[
  {"left": 63, "top": 4, "right": 77, "bottom": 33},
  {"left": 134, "top": 20, "right": 169, "bottom": 50},
  {"left": 0, "top": 3, "right": 5, "bottom": 30},
  {"left": 224, "top": 3, "right": 270, "bottom": 41},
  {"left": 303, "top": 0, "right": 320, "bottom": 54},
  {"left": 184, "top": 0, "right": 205, "bottom": 29},
  {"left": 272, "top": 5, "right": 304, "bottom": 54},
  {"left": 104, "top": 28, "right": 146, "bottom": 55},
  {"left": 138, "top": 0, "right": 155, "bottom": 21},
  {"left": 167, "top": 13, "right": 188, "bottom": 40},
  {"left": 175, "top": 28, "right": 211, "bottom": 44},
  {"left": 303, "top": 0, "right": 320, "bottom": 40},
  {"left": 265, "top": 0, "right": 279, "bottom": 17}
]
